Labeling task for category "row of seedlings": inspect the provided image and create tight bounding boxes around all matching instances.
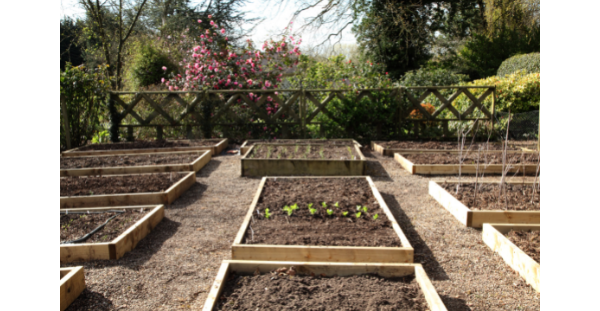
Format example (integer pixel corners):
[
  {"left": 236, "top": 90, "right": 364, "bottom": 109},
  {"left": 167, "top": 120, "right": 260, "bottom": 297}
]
[
  {"left": 59, "top": 139, "right": 225, "bottom": 309},
  {"left": 374, "top": 140, "right": 541, "bottom": 292},
  {"left": 203, "top": 139, "right": 449, "bottom": 310}
]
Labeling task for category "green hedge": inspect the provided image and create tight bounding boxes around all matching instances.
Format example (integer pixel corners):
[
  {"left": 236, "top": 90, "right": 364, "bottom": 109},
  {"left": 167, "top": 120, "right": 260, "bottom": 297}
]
[
  {"left": 497, "top": 53, "right": 540, "bottom": 77},
  {"left": 128, "top": 44, "right": 177, "bottom": 88}
]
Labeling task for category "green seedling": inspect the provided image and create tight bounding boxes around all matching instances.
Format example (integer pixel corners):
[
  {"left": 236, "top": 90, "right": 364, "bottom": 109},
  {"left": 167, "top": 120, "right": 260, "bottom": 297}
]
[
  {"left": 347, "top": 146, "right": 353, "bottom": 156},
  {"left": 266, "top": 146, "right": 273, "bottom": 158},
  {"left": 264, "top": 208, "right": 271, "bottom": 219},
  {"left": 321, "top": 202, "right": 327, "bottom": 208},
  {"left": 283, "top": 205, "right": 295, "bottom": 216},
  {"left": 373, "top": 213, "right": 379, "bottom": 220},
  {"left": 326, "top": 209, "right": 334, "bottom": 216},
  {"left": 334, "top": 202, "right": 339, "bottom": 208},
  {"left": 342, "top": 211, "right": 349, "bottom": 217},
  {"left": 356, "top": 212, "right": 362, "bottom": 218},
  {"left": 291, "top": 203, "right": 299, "bottom": 211},
  {"left": 362, "top": 206, "right": 368, "bottom": 213},
  {"left": 356, "top": 205, "right": 362, "bottom": 211}
]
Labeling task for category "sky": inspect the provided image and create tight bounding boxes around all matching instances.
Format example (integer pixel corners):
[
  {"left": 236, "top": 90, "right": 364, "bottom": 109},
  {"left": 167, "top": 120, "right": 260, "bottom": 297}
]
[{"left": 59, "top": 0, "right": 357, "bottom": 49}]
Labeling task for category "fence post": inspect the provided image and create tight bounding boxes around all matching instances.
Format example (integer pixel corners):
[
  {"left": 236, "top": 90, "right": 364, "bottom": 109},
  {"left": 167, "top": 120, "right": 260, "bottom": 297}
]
[
  {"left": 491, "top": 87, "right": 496, "bottom": 135},
  {"left": 60, "top": 94, "right": 72, "bottom": 150},
  {"left": 397, "top": 87, "right": 404, "bottom": 139},
  {"left": 156, "top": 126, "right": 163, "bottom": 140},
  {"left": 108, "top": 93, "right": 121, "bottom": 142},
  {"left": 301, "top": 89, "right": 306, "bottom": 138},
  {"left": 127, "top": 126, "right": 134, "bottom": 141}
]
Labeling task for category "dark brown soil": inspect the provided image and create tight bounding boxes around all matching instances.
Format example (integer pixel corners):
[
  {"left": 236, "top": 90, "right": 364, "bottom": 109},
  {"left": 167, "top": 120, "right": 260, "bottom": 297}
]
[
  {"left": 246, "top": 139, "right": 355, "bottom": 147},
  {"left": 60, "top": 173, "right": 188, "bottom": 196},
  {"left": 247, "top": 144, "right": 358, "bottom": 160},
  {"left": 216, "top": 268, "right": 427, "bottom": 311},
  {"left": 404, "top": 152, "right": 540, "bottom": 165},
  {"left": 378, "top": 141, "right": 516, "bottom": 150},
  {"left": 60, "top": 153, "right": 202, "bottom": 169},
  {"left": 60, "top": 209, "right": 147, "bottom": 243},
  {"left": 244, "top": 178, "right": 401, "bottom": 247},
  {"left": 506, "top": 230, "right": 540, "bottom": 263},
  {"left": 441, "top": 183, "right": 540, "bottom": 211},
  {"left": 76, "top": 139, "right": 222, "bottom": 151}
]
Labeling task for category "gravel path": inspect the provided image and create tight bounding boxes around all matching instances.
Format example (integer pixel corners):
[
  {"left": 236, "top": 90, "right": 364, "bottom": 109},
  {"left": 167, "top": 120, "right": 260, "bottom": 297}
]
[{"left": 62, "top": 147, "right": 540, "bottom": 311}]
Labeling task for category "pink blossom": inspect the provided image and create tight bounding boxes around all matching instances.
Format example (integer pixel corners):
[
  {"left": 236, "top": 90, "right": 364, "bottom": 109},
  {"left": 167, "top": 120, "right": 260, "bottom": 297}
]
[
  {"left": 198, "top": 19, "right": 202, "bottom": 23},
  {"left": 210, "top": 21, "right": 215, "bottom": 26},
  {"left": 281, "top": 42, "right": 286, "bottom": 47},
  {"left": 263, "top": 127, "right": 267, "bottom": 130},
  {"left": 220, "top": 28, "right": 225, "bottom": 34},
  {"left": 208, "top": 14, "right": 212, "bottom": 19},
  {"left": 162, "top": 66, "right": 167, "bottom": 71},
  {"left": 161, "top": 78, "right": 165, "bottom": 83},
  {"left": 247, "top": 79, "right": 253, "bottom": 85}
]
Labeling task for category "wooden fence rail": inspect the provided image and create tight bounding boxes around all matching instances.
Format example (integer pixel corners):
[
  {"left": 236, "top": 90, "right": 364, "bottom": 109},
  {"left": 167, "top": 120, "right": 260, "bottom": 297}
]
[{"left": 107, "top": 86, "right": 496, "bottom": 141}]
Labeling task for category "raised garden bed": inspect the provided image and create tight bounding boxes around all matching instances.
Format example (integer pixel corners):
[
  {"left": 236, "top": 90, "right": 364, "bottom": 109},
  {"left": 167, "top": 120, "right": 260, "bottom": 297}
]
[
  {"left": 241, "top": 139, "right": 361, "bottom": 155},
  {"left": 371, "top": 141, "right": 530, "bottom": 156},
  {"left": 395, "top": 151, "right": 539, "bottom": 175},
  {"left": 241, "top": 144, "right": 366, "bottom": 176},
  {"left": 60, "top": 172, "right": 195, "bottom": 208},
  {"left": 60, "top": 266, "right": 86, "bottom": 311},
  {"left": 482, "top": 223, "right": 540, "bottom": 292},
  {"left": 203, "top": 261, "right": 447, "bottom": 311},
  {"left": 231, "top": 177, "right": 413, "bottom": 263},
  {"left": 61, "top": 138, "right": 228, "bottom": 157},
  {"left": 60, "top": 205, "right": 164, "bottom": 262},
  {"left": 60, "top": 150, "right": 211, "bottom": 177},
  {"left": 429, "top": 180, "right": 540, "bottom": 228}
]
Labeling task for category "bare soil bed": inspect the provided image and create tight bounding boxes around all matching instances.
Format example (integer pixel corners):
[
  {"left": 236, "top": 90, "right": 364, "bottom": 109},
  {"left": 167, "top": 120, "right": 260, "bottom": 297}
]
[
  {"left": 60, "top": 210, "right": 147, "bottom": 243},
  {"left": 506, "top": 230, "right": 540, "bottom": 263},
  {"left": 379, "top": 141, "right": 514, "bottom": 150},
  {"left": 60, "top": 154, "right": 201, "bottom": 169},
  {"left": 215, "top": 268, "right": 427, "bottom": 311},
  {"left": 245, "top": 178, "right": 400, "bottom": 247},
  {"left": 246, "top": 144, "right": 356, "bottom": 160},
  {"left": 404, "top": 152, "right": 540, "bottom": 165},
  {"left": 76, "top": 139, "right": 222, "bottom": 151},
  {"left": 440, "top": 183, "right": 540, "bottom": 211},
  {"left": 245, "top": 139, "right": 355, "bottom": 147},
  {"left": 60, "top": 173, "right": 187, "bottom": 196}
]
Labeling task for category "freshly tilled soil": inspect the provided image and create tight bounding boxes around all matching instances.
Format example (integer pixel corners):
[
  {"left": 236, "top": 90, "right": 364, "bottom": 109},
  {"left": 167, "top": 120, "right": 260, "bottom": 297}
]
[
  {"left": 60, "top": 209, "right": 147, "bottom": 243},
  {"left": 76, "top": 139, "right": 222, "bottom": 151},
  {"left": 377, "top": 141, "right": 512, "bottom": 150},
  {"left": 440, "top": 183, "right": 540, "bottom": 211},
  {"left": 403, "top": 152, "right": 540, "bottom": 165},
  {"left": 60, "top": 173, "right": 187, "bottom": 196},
  {"left": 60, "top": 154, "right": 202, "bottom": 169},
  {"left": 506, "top": 230, "right": 540, "bottom": 263},
  {"left": 247, "top": 144, "right": 356, "bottom": 160}
]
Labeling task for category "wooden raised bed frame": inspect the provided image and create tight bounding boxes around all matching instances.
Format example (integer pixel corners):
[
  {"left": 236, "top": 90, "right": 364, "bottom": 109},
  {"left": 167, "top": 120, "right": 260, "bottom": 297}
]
[
  {"left": 61, "top": 205, "right": 164, "bottom": 262},
  {"left": 241, "top": 144, "right": 366, "bottom": 176},
  {"left": 60, "top": 150, "right": 211, "bottom": 177},
  {"left": 371, "top": 141, "right": 535, "bottom": 156},
  {"left": 60, "top": 172, "right": 195, "bottom": 208},
  {"left": 482, "top": 223, "right": 540, "bottom": 292},
  {"left": 395, "top": 152, "right": 539, "bottom": 175},
  {"left": 241, "top": 139, "right": 361, "bottom": 155},
  {"left": 232, "top": 176, "right": 413, "bottom": 263},
  {"left": 429, "top": 180, "right": 540, "bottom": 228},
  {"left": 203, "top": 260, "right": 447, "bottom": 311},
  {"left": 61, "top": 138, "right": 228, "bottom": 157},
  {"left": 60, "top": 266, "right": 86, "bottom": 311}
]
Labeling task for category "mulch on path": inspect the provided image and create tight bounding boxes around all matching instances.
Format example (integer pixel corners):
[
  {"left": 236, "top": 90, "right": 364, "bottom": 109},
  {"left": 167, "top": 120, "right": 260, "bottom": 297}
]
[{"left": 62, "top": 146, "right": 540, "bottom": 311}]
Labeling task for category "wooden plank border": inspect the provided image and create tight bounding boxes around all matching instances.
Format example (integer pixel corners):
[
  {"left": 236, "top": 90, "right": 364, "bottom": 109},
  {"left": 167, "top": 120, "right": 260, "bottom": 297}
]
[
  {"left": 203, "top": 261, "right": 447, "bottom": 311},
  {"left": 60, "top": 266, "right": 86, "bottom": 311},
  {"left": 394, "top": 153, "right": 539, "bottom": 175},
  {"left": 61, "top": 138, "right": 228, "bottom": 157},
  {"left": 482, "top": 223, "right": 540, "bottom": 292},
  {"left": 60, "top": 172, "right": 196, "bottom": 208},
  {"left": 371, "top": 141, "right": 535, "bottom": 156},
  {"left": 60, "top": 150, "right": 211, "bottom": 177},
  {"left": 241, "top": 144, "right": 366, "bottom": 176},
  {"left": 60, "top": 205, "right": 164, "bottom": 262},
  {"left": 429, "top": 180, "right": 540, "bottom": 228},
  {"left": 231, "top": 176, "right": 413, "bottom": 263},
  {"left": 241, "top": 139, "right": 361, "bottom": 155}
]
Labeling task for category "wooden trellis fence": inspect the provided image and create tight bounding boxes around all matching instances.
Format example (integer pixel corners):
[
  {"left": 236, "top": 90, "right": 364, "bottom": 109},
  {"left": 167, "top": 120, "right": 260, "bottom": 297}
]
[{"left": 106, "top": 86, "right": 495, "bottom": 141}]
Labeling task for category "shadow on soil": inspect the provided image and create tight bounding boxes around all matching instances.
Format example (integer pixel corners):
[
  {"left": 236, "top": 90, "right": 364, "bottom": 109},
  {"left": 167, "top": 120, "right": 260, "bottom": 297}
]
[
  {"left": 380, "top": 192, "right": 449, "bottom": 281},
  {"left": 65, "top": 289, "right": 114, "bottom": 311},
  {"left": 197, "top": 159, "right": 223, "bottom": 178},
  {"left": 440, "top": 295, "right": 472, "bottom": 311}
]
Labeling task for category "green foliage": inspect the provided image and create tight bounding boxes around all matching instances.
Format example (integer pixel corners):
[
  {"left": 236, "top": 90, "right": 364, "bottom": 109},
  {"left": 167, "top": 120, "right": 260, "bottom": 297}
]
[
  {"left": 497, "top": 53, "right": 540, "bottom": 77},
  {"left": 60, "top": 63, "right": 111, "bottom": 149},
  {"left": 459, "top": 29, "right": 540, "bottom": 78},
  {"left": 373, "top": 214, "right": 379, "bottom": 220},
  {"left": 327, "top": 209, "right": 334, "bottom": 216},
  {"left": 128, "top": 43, "right": 177, "bottom": 88},
  {"left": 60, "top": 18, "right": 85, "bottom": 70},
  {"left": 400, "top": 68, "right": 468, "bottom": 87},
  {"left": 355, "top": 212, "right": 362, "bottom": 218},
  {"left": 342, "top": 211, "right": 349, "bottom": 217},
  {"left": 264, "top": 208, "right": 271, "bottom": 219}
]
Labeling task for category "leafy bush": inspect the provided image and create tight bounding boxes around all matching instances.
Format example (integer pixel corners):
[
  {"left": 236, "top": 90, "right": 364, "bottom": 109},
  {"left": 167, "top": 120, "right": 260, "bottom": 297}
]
[
  {"left": 128, "top": 43, "right": 177, "bottom": 88},
  {"left": 497, "top": 53, "right": 540, "bottom": 77},
  {"left": 60, "top": 63, "right": 112, "bottom": 149},
  {"left": 400, "top": 67, "right": 468, "bottom": 87}
]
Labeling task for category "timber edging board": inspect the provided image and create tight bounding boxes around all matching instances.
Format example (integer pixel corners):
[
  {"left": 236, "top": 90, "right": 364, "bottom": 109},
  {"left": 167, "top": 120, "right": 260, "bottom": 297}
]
[
  {"left": 231, "top": 176, "right": 413, "bottom": 263},
  {"left": 61, "top": 138, "right": 228, "bottom": 157},
  {"left": 371, "top": 141, "right": 536, "bottom": 157},
  {"left": 203, "top": 260, "right": 447, "bottom": 311},
  {"left": 241, "top": 139, "right": 362, "bottom": 156},
  {"left": 394, "top": 153, "right": 539, "bottom": 175},
  {"left": 482, "top": 223, "right": 540, "bottom": 292},
  {"left": 428, "top": 181, "right": 540, "bottom": 228},
  {"left": 60, "top": 205, "right": 164, "bottom": 262},
  {"left": 60, "top": 266, "right": 86, "bottom": 311},
  {"left": 241, "top": 144, "right": 366, "bottom": 177},
  {"left": 60, "top": 172, "right": 196, "bottom": 208},
  {"left": 60, "top": 150, "right": 211, "bottom": 177}
]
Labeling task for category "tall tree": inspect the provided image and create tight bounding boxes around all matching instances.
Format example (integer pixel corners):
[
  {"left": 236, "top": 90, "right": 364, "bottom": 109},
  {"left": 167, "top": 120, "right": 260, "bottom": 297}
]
[{"left": 60, "top": 17, "right": 86, "bottom": 70}]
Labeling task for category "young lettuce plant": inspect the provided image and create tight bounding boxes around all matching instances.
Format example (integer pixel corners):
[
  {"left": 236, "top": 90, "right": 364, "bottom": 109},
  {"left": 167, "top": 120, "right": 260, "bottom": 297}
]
[
  {"left": 355, "top": 212, "right": 362, "bottom": 218},
  {"left": 334, "top": 202, "right": 339, "bottom": 208},
  {"left": 342, "top": 211, "right": 349, "bottom": 217},
  {"left": 326, "top": 209, "right": 334, "bottom": 216},
  {"left": 362, "top": 206, "right": 368, "bottom": 213},
  {"left": 373, "top": 213, "right": 379, "bottom": 220},
  {"left": 283, "top": 205, "right": 295, "bottom": 216},
  {"left": 264, "top": 208, "right": 271, "bottom": 219},
  {"left": 321, "top": 202, "right": 327, "bottom": 209},
  {"left": 308, "top": 203, "right": 317, "bottom": 215}
]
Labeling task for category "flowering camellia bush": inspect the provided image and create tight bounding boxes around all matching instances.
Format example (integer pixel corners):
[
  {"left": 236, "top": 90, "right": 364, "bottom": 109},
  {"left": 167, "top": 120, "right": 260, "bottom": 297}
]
[{"left": 161, "top": 15, "right": 302, "bottom": 91}]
